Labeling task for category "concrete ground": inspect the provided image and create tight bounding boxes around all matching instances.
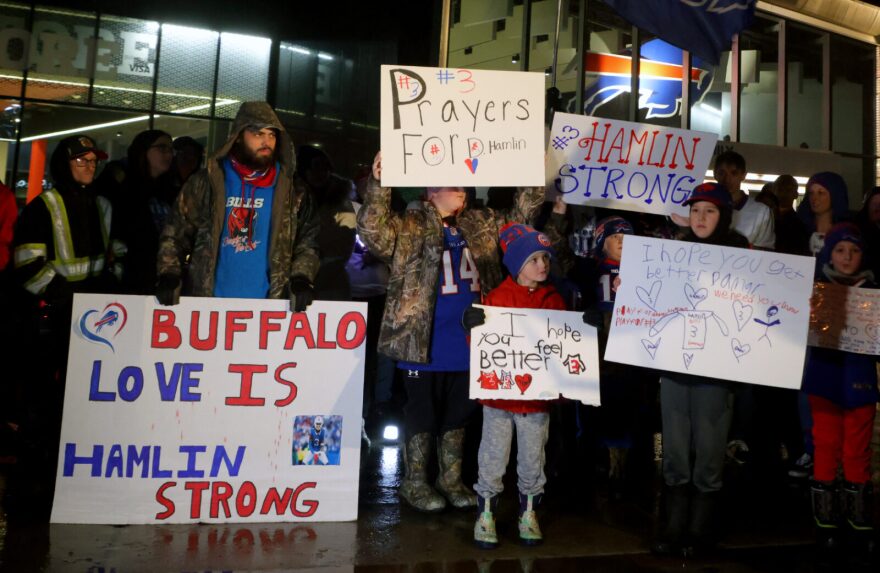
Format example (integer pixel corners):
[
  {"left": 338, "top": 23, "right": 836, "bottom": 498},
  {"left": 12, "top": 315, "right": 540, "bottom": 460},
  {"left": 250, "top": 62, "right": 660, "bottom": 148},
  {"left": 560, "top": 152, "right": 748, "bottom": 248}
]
[{"left": 1, "top": 435, "right": 876, "bottom": 573}]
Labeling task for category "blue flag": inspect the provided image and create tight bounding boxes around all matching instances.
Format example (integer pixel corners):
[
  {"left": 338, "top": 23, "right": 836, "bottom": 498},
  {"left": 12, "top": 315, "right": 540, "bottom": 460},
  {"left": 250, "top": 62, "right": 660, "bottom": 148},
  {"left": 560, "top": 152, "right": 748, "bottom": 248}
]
[{"left": 603, "top": 0, "right": 756, "bottom": 65}]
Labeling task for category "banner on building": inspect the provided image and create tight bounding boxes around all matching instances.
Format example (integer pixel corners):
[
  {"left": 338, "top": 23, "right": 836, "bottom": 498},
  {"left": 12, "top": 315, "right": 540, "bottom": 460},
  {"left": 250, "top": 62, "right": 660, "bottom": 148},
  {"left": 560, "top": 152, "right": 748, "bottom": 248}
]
[
  {"left": 809, "top": 282, "right": 880, "bottom": 355},
  {"left": 380, "top": 65, "right": 545, "bottom": 187},
  {"left": 605, "top": 236, "right": 815, "bottom": 388},
  {"left": 603, "top": 0, "right": 756, "bottom": 65},
  {"left": 469, "top": 305, "right": 601, "bottom": 406},
  {"left": 546, "top": 112, "right": 717, "bottom": 216},
  {"left": 51, "top": 295, "right": 366, "bottom": 524}
]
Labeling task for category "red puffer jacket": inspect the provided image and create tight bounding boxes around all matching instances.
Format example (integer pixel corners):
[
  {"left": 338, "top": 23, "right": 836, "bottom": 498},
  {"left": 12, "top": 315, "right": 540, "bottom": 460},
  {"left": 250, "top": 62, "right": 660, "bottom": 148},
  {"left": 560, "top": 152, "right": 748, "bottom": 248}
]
[{"left": 479, "top": 275, "right": 567, "bottom": 414}]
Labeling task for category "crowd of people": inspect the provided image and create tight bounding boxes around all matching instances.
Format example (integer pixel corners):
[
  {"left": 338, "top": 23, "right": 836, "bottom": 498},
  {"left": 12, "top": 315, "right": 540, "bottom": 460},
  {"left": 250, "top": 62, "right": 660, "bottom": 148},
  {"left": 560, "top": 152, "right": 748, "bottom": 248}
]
[{"left": 0, "top": 100, "right": 877, "bottom": 561}]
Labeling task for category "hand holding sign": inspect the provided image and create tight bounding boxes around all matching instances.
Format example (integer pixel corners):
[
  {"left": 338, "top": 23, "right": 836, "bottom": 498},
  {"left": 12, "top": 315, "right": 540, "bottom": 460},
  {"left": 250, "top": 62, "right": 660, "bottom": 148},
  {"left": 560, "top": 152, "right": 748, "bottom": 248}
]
[
  {"left": 470, "top": 305, "right": 601, "bottom": 405},
  {"left": 380, "top": 65, "right": 545, "bottom": 187}
]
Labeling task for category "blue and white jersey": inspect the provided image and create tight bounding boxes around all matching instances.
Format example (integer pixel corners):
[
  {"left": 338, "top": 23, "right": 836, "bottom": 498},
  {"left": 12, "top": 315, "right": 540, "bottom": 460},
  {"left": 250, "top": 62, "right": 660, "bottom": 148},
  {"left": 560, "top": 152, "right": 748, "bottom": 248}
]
[
  {"left": 309, "top": 427, "right": 326, "bottom": 450},
  {"left": 399, "top": 223, "right": 480, "bottom": 372}
]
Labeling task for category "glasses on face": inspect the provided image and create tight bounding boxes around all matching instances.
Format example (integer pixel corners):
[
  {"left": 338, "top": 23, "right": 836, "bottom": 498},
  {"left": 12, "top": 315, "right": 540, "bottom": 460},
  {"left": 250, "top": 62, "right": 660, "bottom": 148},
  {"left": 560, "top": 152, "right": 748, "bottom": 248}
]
[
  {"left": 73, "top": 157, "right": 99, "bottom": 168},
  {"left": 149, "top": 144, "right": 174, "bottom": 154}
]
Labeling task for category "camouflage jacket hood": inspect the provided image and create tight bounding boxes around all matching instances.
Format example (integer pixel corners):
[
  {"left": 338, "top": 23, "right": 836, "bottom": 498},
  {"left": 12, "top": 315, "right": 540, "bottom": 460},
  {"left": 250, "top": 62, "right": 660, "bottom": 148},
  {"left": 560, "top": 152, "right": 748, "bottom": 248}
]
[
  {"left": 157, "top": 102, "right": 319, "bottom": 297},
  {"left": 356, "top": 178, "right": 544, "bottom": 363}
]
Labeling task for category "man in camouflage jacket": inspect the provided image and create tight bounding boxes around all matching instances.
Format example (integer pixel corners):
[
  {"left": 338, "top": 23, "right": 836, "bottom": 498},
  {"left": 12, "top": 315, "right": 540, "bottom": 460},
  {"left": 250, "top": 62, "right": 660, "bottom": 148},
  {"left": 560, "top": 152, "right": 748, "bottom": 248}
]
[
  {"left": 357, "top": 153, "right": 544, "bottom": 513},
  {"left": 156, "top": 102, "right": 318, "bottom": 306}
]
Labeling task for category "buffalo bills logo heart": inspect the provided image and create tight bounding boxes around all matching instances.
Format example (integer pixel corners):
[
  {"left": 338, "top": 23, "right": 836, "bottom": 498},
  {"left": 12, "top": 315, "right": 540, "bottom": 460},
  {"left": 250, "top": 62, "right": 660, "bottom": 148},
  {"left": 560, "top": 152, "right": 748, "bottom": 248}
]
[
  {"left": 78, "top": 302, "right": 128, "bottom": 352},
  {"left": 514, "top": 373, "right": 532, "bottom": 395},
  {"left": 465, "top": 157, "right": 479, "bottom": 174}
]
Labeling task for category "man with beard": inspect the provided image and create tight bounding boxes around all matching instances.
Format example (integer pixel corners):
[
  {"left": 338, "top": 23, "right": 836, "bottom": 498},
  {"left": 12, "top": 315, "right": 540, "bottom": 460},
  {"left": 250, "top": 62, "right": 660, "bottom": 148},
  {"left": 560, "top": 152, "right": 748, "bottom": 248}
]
[{"left": 156, "top": 102, "right": 319, "bottom": 308}]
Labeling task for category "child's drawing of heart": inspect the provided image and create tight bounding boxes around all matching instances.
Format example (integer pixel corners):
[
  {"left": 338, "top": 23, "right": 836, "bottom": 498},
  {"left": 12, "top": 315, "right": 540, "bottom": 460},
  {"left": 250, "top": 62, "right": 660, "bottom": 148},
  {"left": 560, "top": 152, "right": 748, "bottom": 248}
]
[
  {"left": 465, "top": 157, "right": 478, "bottom": 174},
  {"left": 733, "top": 300, "right": 753, "bottom": 331},
  {"left": 731, "top": 338, "right": 751, "bottom": 361},
  {"left": 636, "top": 280, "right": 662, "bottom": 311},
  {"left": 682, "top": 353, "right": 694, "bottom": 369},
  {"left": 641, "top": 338, "right": 661, "bottom": 360},
  {"left": 514, "top": 373, "right": 532, "bottom": 395},
  {"left": 684, "top": 283, "right": 708, "bottom": 308}
]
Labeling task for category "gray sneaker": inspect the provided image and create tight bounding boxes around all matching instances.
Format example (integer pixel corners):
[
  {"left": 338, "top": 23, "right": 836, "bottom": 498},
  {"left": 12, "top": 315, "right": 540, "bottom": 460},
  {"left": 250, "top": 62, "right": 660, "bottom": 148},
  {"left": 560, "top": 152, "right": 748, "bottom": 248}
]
[{"left": 788, "top": 453, "right": 813, "bottom": 479}]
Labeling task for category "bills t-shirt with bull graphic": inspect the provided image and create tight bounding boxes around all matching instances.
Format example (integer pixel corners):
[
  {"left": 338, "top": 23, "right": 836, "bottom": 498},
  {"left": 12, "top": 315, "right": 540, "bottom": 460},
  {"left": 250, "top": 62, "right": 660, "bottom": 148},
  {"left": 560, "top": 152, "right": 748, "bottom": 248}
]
[
  {"left": 399, "top": 221, "right": 481, "bottom": 372},
  {"left": 213, "top": 158, "right": 277, "bottom": 298}
]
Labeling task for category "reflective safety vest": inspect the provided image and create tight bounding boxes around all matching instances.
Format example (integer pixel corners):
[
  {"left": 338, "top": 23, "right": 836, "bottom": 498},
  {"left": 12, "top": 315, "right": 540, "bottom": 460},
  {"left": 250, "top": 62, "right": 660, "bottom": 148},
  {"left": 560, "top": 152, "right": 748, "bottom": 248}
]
[{"left": 14, "top": 189, "right": 125, "bottom": 295}]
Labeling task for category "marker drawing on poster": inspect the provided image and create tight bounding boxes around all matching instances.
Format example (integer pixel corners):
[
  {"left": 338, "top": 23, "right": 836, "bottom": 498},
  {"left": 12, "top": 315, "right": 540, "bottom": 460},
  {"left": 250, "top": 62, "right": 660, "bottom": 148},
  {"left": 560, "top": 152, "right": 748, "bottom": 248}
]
[
  {"left": 52, "top": 295, "right": 367, "bottom": 524},
  {"left": 380, "top": 65, "right": 545, "bottom": 186},
  {"left": 809, "top": 282, "right": 880, "bottom": 355},
  {"left": 605, "top": 236, "right": 815, "bottom": 388},
  {"left": 545, "top": 112, "right": 717, "bottom": 216},
  {"left": 469, "top": 305, "right": 601, "bottom": 406}
]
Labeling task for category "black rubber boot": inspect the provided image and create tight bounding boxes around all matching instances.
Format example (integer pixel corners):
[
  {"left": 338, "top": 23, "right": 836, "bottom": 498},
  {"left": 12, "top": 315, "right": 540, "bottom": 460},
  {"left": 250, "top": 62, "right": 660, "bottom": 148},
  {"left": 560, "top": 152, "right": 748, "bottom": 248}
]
[
  {"left": 651, "top": 485, "right": 690, "bottom": 556},
  {"left": 685, "top": 490, "right": 720, "bottom": 558},
  {"left": 810, "top": 479, "right": 841, "bottom": 552},
  {"left": 842, "top": 481, "right": 876, "bottom": 556}
]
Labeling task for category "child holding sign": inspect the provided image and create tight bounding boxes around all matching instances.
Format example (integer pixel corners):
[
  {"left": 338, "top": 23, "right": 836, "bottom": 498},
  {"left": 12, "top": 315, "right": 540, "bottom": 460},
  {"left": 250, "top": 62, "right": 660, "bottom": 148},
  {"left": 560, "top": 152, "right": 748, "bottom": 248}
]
[
  {"left": 803, "top": 223, "right": 878, "bottom": 554},
  {"left": 592, "top": 216, "right": 641, "bottom": 497},
  {"left": 652, "top": 183, "right": 749, "bottom": 558},
  {"left": 464, "top": 223, "right": 566, "bottom": 548},
  {"left": 357, "top": 153, "right": 545, "bottom": 513}
]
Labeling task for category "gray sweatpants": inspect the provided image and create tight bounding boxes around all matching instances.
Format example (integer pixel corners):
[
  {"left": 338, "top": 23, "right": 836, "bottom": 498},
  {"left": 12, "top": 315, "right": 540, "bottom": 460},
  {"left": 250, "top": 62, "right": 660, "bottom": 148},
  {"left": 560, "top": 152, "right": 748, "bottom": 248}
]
[
  {"left": 474, "top": 405, "right": 550, "bottom": 499},
  {"left": 660, "top": 376, "right": 733, "bottom": 493}
]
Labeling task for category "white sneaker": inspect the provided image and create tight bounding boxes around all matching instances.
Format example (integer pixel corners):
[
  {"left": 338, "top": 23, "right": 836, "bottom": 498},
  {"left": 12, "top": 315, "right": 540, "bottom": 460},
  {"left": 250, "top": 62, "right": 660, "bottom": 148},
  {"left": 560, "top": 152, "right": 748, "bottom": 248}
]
[{"left": 788, "top": 453, "right": 813, "bottom": 479}]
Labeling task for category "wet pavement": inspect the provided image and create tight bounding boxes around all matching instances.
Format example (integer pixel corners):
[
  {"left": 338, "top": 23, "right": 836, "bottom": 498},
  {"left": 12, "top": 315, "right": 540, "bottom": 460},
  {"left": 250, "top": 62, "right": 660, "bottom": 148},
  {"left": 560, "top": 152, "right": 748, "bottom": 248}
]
[{"left": 0, "top": 440, "right": 876, "bottom": 572}]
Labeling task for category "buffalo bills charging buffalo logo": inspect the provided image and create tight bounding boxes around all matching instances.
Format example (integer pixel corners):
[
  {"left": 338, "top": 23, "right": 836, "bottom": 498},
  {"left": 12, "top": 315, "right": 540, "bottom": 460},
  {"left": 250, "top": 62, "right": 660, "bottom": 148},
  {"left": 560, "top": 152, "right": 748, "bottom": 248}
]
[{"left": 78, "top": 302, "right": 128, "bottom": 352}]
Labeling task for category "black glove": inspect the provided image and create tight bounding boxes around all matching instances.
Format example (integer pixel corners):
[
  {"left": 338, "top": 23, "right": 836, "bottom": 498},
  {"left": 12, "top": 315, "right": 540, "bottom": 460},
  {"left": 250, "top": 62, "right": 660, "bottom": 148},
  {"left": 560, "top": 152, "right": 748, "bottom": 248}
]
[
  {"left": 462, "top": 305, "right": 486, "bottom": 330},
  {"left": 582, "top": 309, "right": 604, "bottom": 332},
  {"left": 156, "top": 274, "right": 181, "bottom": 306},
  {"left": 290, "top": 276, "right": 315, "bottom": 313}
]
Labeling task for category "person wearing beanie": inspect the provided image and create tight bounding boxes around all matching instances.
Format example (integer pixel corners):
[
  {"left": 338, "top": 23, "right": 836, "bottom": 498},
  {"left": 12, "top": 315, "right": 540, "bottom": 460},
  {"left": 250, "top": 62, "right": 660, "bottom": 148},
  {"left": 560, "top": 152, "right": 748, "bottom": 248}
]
[
  {"left": 590, "top": 215, "right": 639, "bottom": 498},
  {"left": 652, "top": 182, "right": 748, "bottom": 558},
  {"left": 803, "top": 223, "right": 878, "bottom": 556},
  {"left": 12, "top": 134, "right": 124, "bottom": 504},
  {"left": 357, "top": 153, "right": 546, "bottom": 514},
  {"left": 463, "top": 222, "right": 566, "bottom": 549}
]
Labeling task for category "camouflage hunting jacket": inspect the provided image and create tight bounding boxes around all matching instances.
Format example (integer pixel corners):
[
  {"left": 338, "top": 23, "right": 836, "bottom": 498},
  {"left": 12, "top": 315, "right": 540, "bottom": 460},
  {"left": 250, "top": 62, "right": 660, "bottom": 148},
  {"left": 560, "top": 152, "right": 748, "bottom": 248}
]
[
  {"left": 156, "top": 102, "right": 319, "bottom": 298},
  {"left": 357, "top": 178, "right": 544, "bottom": 363}
]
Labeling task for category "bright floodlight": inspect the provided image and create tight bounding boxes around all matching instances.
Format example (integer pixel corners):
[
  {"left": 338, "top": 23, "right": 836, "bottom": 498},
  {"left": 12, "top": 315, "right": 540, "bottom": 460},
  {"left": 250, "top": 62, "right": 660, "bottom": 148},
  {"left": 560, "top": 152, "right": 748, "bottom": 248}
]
[{"left": 383, "top": 425, "right": 399, "bottom": 441}]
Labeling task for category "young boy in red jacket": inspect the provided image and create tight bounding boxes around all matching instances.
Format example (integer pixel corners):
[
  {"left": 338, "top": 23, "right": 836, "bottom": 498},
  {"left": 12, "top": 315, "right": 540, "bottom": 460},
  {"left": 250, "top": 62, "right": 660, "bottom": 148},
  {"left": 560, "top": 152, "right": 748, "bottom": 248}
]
[{"left": 469, "top": 222, "right": 566, "bottom": 548}]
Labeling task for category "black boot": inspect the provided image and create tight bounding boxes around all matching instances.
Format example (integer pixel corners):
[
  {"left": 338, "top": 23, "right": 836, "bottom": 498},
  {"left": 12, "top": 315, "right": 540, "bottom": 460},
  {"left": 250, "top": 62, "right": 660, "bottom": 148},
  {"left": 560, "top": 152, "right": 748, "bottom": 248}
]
[
  {"left": 810, "top": 480, "right": 841, "bottom": 552},
  {"left": 842, "top": 481, "right": 876, "bottom": 556},
  {"left": 651, "top": 485, "right": 690, "bottom": 556},
  {"left": 685, "top": 490, "right": 720, "bottom": 558}
]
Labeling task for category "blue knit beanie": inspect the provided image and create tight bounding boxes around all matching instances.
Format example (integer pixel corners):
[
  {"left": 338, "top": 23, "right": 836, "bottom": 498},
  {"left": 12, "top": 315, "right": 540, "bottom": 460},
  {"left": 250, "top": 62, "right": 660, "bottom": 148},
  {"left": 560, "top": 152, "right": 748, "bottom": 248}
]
[
  {"left": 499, "top": 223, "right": 555, "bottom": 277},
  {"left": 593, "top": 216, "right": 634, "bottom": 257}
]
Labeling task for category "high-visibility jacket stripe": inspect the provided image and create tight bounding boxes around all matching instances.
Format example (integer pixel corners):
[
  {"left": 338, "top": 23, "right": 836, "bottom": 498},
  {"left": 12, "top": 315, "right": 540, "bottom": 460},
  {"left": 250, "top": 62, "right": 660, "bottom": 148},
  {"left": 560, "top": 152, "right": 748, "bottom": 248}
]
[
  {"left": 23, "top": 265, "right": 56, "bottom": 295},
  {"left": 14, "top": 242, "right": 47, "bottom": 267}
]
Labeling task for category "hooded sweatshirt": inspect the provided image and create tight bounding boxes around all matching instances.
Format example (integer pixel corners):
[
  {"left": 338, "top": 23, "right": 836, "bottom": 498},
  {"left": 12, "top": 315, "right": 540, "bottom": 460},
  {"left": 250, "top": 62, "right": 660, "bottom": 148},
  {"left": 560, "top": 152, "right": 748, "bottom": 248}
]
[
  {"left": 156, "top": 102, "right": 319, "bottom": 298},
  {"left": 796, "top": 171, "right": 851, "bottom": 256}
]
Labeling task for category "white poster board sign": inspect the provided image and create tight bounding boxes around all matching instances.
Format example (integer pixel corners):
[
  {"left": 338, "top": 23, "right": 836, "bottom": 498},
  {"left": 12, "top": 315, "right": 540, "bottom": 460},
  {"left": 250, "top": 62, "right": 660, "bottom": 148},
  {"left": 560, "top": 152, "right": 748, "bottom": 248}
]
[
  {"left": 809, "top": 282, "right": 880, "bottom": 355},
  {"left": 545, "top": 112, "right": 717, "bottom": 216},
  {"left": 51, "top": 295, "right": 366, "bottom": 524},
  {"left": 380, "top": 65, "right": 545, "bottom": 187},
  {"left": 605, "top": 237, "right": 815, "bottom": 388},
  {"left": 469, "top": 305, "right": 601, "bottom": 406}
]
